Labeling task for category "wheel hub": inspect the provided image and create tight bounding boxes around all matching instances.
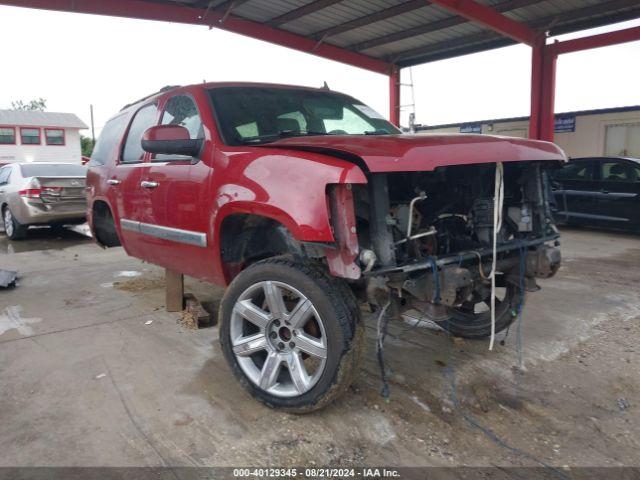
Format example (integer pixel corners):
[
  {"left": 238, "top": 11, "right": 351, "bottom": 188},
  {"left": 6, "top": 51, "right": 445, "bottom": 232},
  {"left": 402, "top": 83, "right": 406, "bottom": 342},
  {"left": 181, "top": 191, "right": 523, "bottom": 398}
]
[
  {"left": 4, "top": 210, "right": 13, "bottom": 236},
  {"left": 266, "top": 320, "right": 295, "bottom": 352}
]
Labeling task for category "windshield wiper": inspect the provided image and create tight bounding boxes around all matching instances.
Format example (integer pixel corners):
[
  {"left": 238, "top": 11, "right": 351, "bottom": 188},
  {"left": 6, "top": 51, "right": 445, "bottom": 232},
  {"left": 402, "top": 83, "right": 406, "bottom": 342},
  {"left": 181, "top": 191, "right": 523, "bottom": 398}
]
[
  {"left": 240, "top": 130, "right": 330, "bottom": 144},
  {"left": 364, "top": 129, "right": 390, "bottom": 135}
]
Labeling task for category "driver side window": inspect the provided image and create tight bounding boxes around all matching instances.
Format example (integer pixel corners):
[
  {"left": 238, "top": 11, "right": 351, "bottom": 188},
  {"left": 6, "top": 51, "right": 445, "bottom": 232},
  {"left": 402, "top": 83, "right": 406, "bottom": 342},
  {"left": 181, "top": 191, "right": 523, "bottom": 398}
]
[
  {"left": 161, "top": 95, "right": 203, "bottom": 139},
  {"left": 156, "top": 95, "right": 203, "bottom": 161}
]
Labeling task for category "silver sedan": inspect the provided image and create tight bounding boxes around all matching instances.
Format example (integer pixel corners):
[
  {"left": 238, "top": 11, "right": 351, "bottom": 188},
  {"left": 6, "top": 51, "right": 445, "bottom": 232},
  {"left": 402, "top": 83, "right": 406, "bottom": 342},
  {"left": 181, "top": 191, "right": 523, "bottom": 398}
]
[{"left": 0, "top": 162, "right": 87, "bottom": 240}]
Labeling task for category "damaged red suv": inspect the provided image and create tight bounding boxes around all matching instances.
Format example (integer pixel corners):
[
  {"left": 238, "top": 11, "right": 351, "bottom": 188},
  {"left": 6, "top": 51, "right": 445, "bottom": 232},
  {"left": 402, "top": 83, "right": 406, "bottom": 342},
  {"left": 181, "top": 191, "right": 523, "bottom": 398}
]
[{"left": 87, "top": 83, "right": 565, "bottom": 411}]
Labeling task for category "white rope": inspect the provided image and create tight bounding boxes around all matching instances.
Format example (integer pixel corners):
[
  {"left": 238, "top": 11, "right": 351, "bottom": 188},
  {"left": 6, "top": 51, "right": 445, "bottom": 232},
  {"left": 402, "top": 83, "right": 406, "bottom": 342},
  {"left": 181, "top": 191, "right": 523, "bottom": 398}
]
[{"left": 489, "top": 162, "right": 504, "bottom": 351}]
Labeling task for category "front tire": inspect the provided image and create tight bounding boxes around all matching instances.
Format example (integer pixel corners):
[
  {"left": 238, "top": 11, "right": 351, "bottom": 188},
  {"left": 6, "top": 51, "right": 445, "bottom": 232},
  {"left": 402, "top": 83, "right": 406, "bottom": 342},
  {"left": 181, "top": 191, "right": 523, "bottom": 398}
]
[
  {"left": 219, "top": 257, "right": 363, "bottom": 413},
  {"left": 3, "top": 207, "right": 28, "bottom": 240}
]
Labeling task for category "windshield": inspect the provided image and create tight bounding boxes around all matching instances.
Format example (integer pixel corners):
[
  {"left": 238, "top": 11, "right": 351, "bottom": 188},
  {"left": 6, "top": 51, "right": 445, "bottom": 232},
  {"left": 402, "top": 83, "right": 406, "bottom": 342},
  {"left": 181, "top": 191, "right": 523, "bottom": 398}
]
[
  {"left": 20, "top": 163, "right": 87, "bottom": 177},
  {"left": 208, "top": 87, "right": 400, "bottom": 146}
]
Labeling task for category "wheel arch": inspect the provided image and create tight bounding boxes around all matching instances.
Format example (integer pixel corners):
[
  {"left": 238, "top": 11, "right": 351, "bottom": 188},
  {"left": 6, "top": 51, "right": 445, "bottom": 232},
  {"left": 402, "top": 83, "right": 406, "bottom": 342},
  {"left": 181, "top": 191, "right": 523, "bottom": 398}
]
[
  {"left": 90, "top": 199, "right": 121, "bottom": 248},
  {"left": 216, "top": 209, "right": 320, "bottom": 284}
]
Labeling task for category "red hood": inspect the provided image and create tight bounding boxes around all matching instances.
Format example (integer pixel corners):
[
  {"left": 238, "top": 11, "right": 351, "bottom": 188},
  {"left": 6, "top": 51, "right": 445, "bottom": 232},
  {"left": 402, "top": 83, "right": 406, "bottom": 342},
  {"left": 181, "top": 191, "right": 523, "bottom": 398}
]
[{"left": 267, "top": 134, "right": 567, "bottom": 173}]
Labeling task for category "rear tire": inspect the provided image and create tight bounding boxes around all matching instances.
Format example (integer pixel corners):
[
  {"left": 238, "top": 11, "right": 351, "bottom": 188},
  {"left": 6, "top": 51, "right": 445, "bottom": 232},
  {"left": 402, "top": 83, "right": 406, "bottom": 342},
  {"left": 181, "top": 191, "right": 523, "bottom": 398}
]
[
  {"left": 3, "top": 207, "right": 28, "bottom": 240},
  {"left": 219, "top": 257, "right": 363, "bottom": 413}
]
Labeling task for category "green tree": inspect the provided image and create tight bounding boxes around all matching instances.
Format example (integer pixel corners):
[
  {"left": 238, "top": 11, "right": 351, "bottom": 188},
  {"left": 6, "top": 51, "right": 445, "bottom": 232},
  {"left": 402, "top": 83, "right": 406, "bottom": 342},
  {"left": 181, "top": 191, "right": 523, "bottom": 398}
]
[
  {"left": 81, "top": 135, "right": 95, "bottom": 157},
  {"left": 11, "top": 98, "right": 47, "bottom": 111}
]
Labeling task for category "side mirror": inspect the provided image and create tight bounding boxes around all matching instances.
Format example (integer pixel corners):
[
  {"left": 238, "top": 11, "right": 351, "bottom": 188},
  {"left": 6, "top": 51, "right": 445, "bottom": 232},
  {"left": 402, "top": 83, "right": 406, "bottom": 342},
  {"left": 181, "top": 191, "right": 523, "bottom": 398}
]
[{"left": 141, "top": 125, "right": 203, "bottom": 158}]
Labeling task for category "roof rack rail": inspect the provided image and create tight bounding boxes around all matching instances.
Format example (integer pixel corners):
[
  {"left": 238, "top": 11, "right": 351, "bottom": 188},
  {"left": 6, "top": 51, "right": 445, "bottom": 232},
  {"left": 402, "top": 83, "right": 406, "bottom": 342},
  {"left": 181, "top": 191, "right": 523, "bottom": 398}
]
[{"left": 120, "top": 85, "right": 181, "bottom": 111}]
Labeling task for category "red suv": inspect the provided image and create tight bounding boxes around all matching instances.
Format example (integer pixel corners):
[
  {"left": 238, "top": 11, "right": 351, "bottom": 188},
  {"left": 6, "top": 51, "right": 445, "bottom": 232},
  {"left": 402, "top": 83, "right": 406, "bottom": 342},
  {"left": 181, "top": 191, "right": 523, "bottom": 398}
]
[{"left": 87, "top": 83, "right": 565, "bottom": 411}]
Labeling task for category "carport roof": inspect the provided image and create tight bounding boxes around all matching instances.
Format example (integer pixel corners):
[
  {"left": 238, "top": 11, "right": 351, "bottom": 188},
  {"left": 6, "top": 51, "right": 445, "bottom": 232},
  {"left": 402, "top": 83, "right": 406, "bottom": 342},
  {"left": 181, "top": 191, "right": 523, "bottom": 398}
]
[
  {"left": 3, "top": 0, "right": 640, "bottom": 72},
  {"left": 194, "top": 0, "right": 640, "bottom": 67}
]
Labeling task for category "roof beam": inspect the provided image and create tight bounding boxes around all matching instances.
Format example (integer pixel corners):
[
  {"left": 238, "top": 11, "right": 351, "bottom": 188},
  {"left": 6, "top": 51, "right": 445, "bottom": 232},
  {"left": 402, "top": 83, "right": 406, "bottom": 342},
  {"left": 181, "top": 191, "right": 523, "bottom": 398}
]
[
  {"left": 553, "top": 25, "right": 640, "bottom": 55},
  {"left": 426, "top": 0, "right": 537, "bottom": 45},
  {"left": 0, "top": 0, "right": 392, "bottom": 75},
  {"left": 311, "top": 0, "right": 427, "bottom": 40},
  {"left": 540, "top": 0, "right": 640, "bottom": 36},
  {"left": 393, "top": 0, "right": 640, "bottom": 66},
  {"left": 350, "top": 0, "right": 540, "bottom": 52},
  {"left": 266, "top": 0, "right": 344, "bottom": 28}
]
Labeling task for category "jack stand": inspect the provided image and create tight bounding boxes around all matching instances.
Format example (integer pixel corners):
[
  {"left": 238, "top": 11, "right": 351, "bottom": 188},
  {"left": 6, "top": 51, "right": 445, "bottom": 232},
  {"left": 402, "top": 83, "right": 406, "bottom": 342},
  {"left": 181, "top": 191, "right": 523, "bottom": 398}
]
[{"left": 165, "top": 269, "right": 184, "bottom": 312}]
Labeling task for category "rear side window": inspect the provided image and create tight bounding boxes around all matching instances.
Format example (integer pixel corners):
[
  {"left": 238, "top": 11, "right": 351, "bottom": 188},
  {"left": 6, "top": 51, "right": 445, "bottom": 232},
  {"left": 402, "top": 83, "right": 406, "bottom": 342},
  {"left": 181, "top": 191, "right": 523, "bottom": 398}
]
[
  {"left": 122, "top": 103, "right": 158, "bottom": 163},
  {"left": 601, "top": 160, "right": 640, "bottom": 182},
  {"left": 20, "top": 164, "right": 87, "bottom": 177},
  {"left": 0, "top": 167, "right": 11, "bottom": 185},
  {"left": 89, "top": 114, "right": 129, "bottom": 166},
  {"left": 553, "top": 161, "right": 594, "bottom": 181}
]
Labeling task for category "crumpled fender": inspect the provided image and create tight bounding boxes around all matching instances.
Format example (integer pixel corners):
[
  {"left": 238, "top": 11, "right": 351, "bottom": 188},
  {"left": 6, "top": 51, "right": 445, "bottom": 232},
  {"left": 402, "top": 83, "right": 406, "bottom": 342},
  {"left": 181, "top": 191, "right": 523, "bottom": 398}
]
[
  {"left": 210, "top": 150, "right": 367, "bottom": 282},
  {"left": 212, "top": 150, "right": 366, "bottom": 242}
]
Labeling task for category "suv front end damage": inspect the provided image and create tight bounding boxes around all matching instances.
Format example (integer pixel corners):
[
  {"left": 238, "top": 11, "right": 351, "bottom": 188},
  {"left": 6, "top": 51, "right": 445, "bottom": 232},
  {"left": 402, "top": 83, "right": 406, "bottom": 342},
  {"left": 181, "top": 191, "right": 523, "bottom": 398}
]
[{"left": 346, "top": 160, "right": 562, "bottom": 339}]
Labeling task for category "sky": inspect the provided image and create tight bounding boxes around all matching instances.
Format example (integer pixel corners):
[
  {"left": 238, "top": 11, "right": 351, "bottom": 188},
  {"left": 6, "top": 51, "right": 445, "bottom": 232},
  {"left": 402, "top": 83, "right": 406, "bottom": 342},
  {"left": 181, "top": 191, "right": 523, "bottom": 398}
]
[{"left": 0, "top": 5, "right": 639, "bottom": 135}]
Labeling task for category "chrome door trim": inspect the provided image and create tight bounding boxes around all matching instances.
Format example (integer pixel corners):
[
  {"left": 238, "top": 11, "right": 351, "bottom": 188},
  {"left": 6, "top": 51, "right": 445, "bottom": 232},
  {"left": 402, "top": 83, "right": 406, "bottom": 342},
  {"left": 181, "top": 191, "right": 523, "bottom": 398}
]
[
  {"left": 120, "top": 218, "right": 139, "bottom": 232},
  {"left": 119, "top": 218, "right": 207, "bottom": 247},
  {"left": 560, "top": 189, "right": 637, "bottom": 199},
  {"left": 555, "top": 211, "right": 630, "bottom": 222}
]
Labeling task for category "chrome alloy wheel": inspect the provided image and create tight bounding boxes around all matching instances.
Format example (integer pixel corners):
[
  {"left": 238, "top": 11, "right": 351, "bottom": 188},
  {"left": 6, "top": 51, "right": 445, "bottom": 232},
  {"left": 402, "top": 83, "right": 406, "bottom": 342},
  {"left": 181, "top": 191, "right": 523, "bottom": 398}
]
[
  {"left": 230, "top": 280, "right": 328, "bottom": 398},
  {"left": 3, "top": 209, "right": 14, "bottom": 237}
]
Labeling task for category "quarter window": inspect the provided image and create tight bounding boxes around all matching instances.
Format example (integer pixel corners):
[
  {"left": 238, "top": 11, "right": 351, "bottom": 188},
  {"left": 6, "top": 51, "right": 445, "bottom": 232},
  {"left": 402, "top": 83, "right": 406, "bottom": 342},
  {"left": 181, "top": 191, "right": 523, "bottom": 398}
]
[
  {"left": 45, "top": 128, "right": 65, "bottom": 145},
  {"left": 90, "top": 114, "right": 129, "bottom": 166},
  {"left": 0, "top": 127, "right": 15, "bottom": 144},
  {"left": 122, "top": 103, "right": 159, "bottom": 163},
  {"left": 20, "top": 128, "right": 40, "bottom": 145}
]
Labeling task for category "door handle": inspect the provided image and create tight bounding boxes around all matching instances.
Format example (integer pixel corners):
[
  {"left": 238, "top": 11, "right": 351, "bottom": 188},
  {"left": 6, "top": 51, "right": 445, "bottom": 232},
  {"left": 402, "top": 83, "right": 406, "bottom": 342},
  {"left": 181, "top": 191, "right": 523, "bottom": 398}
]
[
  {"left": 601, "top": 190, "right": 610, "bottom": 194},
  {"left": 141, "top": 181, "right": 159, "bottom": 188},
  {"left": 107, "top": 179, "right": 121, "bottom": 185}
]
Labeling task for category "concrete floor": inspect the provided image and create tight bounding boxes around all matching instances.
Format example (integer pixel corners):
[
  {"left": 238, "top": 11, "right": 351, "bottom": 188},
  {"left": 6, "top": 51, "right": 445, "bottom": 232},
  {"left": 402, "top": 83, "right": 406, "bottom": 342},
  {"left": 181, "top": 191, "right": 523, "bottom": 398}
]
[{"left": 0, "top": 226, "right": 639, "bottom": 468}]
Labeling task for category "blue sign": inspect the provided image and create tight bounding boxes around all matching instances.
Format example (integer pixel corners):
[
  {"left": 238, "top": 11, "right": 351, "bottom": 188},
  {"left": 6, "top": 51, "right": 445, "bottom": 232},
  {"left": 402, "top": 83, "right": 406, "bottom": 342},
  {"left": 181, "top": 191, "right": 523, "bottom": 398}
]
[
  {"left": 460, "top": 123, "right": 482, "bottom": 134},
  {"left": 555, "top": 115, "right": 575, "bottom": 133}
]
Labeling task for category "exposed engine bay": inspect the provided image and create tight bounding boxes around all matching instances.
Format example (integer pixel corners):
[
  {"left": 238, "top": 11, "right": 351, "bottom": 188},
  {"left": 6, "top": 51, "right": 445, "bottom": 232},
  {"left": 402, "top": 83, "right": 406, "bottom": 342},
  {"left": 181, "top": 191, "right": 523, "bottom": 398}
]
[{"left": 351, "top": 161, "right": 562, "bottom": 339}]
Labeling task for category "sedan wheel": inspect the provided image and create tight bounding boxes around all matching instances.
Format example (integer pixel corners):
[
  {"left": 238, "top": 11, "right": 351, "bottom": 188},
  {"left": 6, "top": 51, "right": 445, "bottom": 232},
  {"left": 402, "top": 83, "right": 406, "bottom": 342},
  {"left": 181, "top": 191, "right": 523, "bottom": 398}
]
[
  {"left": 3, "top": 207, "right": 27, "bottom": 240},
  {"left": 4, "top": 208, "right": 14, "bottom": 237}
]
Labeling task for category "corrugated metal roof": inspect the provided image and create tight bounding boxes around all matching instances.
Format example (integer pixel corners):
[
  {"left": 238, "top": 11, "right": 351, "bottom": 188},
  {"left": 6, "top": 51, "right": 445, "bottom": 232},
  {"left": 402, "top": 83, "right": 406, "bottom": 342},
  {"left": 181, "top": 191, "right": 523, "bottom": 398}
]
[
  {"left": 181, "top": 0, "right": 640, "bottom": 67},
  {"left": 0, "top": 110, "right": 88, "bottom": 129},
  {"left": 5, "top": 0, "right": 639, "bottom": 71}
]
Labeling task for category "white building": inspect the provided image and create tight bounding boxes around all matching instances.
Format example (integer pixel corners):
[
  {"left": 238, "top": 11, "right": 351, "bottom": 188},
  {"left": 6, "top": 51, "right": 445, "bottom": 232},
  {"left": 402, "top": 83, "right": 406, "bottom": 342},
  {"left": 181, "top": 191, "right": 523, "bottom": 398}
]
[
  {"left": 417, "top": 105, "right": 640, "bottom": 159},
  {"left": 0, "top": 110, "right": 88, "bottom": 166}
]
